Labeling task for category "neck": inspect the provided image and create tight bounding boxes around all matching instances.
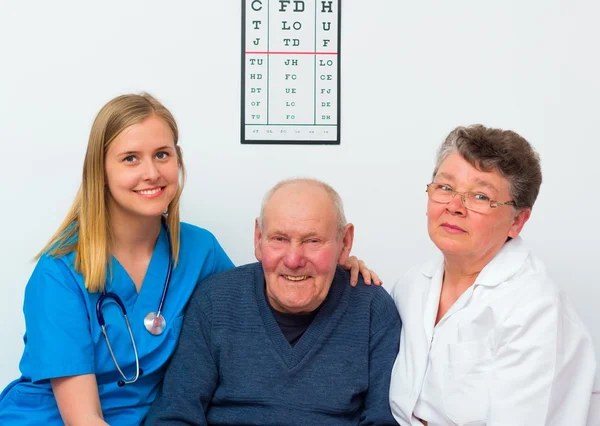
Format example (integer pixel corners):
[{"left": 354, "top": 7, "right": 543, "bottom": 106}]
[
  {"left": 441, "top": 260, "right": 479, "bottom": 293},
  {"left": 109, "top": 210, "right": 162, "bottom": 256},
  {"left": 442, "top": 243, "right": 504, "bottom": 290}
]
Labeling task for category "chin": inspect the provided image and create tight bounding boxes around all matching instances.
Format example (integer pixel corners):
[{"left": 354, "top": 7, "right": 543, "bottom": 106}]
[
  {"left": 431, "top": 235, "right": 469, "bottom": 255},
  {"left": 280, "top": 295, "right": 314, "bottom": 312},
  {"left": 127, "top": 209, "right": 168, "bottom": 220},
  {"left": 283, "top": 305, "right": 309, "bottom": 314}
]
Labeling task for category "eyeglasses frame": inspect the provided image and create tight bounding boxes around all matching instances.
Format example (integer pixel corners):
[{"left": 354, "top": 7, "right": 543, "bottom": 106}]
[{"left": 426, "top": 183, "right": 516, "bottom": 212}]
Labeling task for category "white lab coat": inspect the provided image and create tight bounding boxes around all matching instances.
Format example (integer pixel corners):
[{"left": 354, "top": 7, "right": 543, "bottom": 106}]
[{"left": 389, "top": 237, "right": 597, "bottom": 426}]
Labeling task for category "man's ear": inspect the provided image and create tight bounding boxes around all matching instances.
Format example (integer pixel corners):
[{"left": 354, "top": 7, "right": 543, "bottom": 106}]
[
  {"left": 337, "top": 223, "right": 355, "bottom": 265},
  {"left": 254, "top": 218, "right": 263, "bottom": 261},
  {"left": 508, "top": 208, "right": 531, "bottom": 239}
]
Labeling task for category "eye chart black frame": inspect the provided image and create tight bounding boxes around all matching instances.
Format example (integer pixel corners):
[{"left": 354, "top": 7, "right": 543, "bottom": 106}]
[{"left": 241, "top": 0, "right": 341, "bottom": 145}]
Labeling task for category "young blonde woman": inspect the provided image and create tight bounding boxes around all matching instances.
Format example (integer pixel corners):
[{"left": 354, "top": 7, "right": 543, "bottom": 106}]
[{"left": 0, "top": 93, "right": 375, "bottom": 425}]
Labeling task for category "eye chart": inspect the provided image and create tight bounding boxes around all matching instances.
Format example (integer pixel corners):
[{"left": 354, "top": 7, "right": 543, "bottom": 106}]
[{"left": 241, "top": 0, "right": 341, "bottom": 144}]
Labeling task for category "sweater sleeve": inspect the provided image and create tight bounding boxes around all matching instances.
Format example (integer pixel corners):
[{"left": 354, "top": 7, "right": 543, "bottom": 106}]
[
  {"left": 360, "top": 289, "right": 401, "bottom": 426},
  {"left": 144, "top": 278, "right": 218, "bottom": 426}
]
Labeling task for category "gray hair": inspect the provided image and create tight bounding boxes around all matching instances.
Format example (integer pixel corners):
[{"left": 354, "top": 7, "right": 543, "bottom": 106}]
[
  {"left": 433, "top": 125, "right": 542, "bottom": 210},
  {"left": 257, "top": 178, "right": 348, "bottom": 239}
]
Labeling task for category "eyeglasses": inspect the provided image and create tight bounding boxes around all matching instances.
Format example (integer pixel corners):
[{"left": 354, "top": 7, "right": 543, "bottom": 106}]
[{"left": 426, "top": 183, "right": 516, "bottom": 214}]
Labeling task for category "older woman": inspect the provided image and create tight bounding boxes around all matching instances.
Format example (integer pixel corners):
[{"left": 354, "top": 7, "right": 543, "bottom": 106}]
[{"left": 389, "top": 125, "right": 596, "bottom": 425}]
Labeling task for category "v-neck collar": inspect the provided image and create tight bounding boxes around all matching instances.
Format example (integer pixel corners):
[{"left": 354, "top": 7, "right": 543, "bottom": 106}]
[
  {"left": 423, "top": 260, "right": 479, "bottom": 340},
  {"left": 254, "top": 263, "right": 351, "bottom": 369},
  {"left": 421, "top": 237, "right": 531, "bottom": 342},
  {"left": 106, "top": 225, "right": 170, "bottom": 314}
]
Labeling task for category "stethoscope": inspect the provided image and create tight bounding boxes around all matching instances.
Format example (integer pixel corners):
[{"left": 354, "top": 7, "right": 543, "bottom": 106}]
[{"left": 95, "top": 217, "right": 173, "bottom": 386}]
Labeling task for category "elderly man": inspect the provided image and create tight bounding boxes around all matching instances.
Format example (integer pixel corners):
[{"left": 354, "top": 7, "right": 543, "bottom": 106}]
[{"left": 145, "top": 178, "right": 401, "bottom": 426}]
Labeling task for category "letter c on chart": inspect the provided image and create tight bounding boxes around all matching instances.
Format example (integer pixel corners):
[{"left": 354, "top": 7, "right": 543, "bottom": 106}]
[{"left": 252, "top": 0, "right": 263, "bottom": 11}]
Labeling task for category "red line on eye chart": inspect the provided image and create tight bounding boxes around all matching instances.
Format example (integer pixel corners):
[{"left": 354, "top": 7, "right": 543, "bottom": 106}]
[
  {"left": 243, "top": 0, "right": 340, "bottom": 143},
  {"left": 246, "top": 51, "right": 338, "bottom": 55}
]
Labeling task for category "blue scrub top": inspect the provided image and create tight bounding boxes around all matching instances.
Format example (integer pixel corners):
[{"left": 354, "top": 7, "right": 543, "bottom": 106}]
[{"left": 0, "top": 222, "right": 234, "bottom": 425}]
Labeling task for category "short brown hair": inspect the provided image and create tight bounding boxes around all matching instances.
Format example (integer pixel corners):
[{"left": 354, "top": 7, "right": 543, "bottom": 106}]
[{"left": 433, "top": 124, "right": 542, "bottom": 209}]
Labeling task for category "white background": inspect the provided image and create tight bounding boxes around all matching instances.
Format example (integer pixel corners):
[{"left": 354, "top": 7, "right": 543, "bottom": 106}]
[{"left": 0, "top": 0, "right": 598, "bottom": 390}]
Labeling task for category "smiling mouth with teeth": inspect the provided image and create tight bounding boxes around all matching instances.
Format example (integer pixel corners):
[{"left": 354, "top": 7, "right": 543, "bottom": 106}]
[
  {"left": 135, "top": 187, "right": 163, "bottom": 195},
  {"left": 283, "top": 275, "right": 309, "bottom": 281}
]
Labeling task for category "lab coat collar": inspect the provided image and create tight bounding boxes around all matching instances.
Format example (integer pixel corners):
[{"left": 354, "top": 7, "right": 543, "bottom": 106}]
[
  {"left": 475, "top": 236, "right": 530, "bottom": 287},
  {"left": 420, "top": 236, "right": 531, "bottom": 288},
  {"left": 420, "top": 256, "right": 443, "bottom": 278}
]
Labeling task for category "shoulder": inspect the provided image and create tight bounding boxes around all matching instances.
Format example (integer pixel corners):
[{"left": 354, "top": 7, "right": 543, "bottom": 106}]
[
  {"left": 199, "top": 261, "right": 258, "bottom": 286},
  {"left": 502, "top": 254, "right": 585, "bottom": 326},
  {"left": 335, "top": 267, "right": 395, "bottom": 304},
  {"left": 351, "top": 277, "right": 396, "bottom": 307},
  {"left": 342, "top": 270, "right": 401, "bottom": 333},
  {"left": 389, "top": 257, "right": 439, "bottom": 306},
  {"left": 491, "top": 255, "right": 596, "bottom": 375},
  {"left": 178, "top": 222, "right": 233, "bottom": 270},
  {"left": 479, "top": 237, "right": 558, "bottom": 305},
  {"left": 180, "top": 222, "right": 220, "bottom": 246},
  {"left": 368, "top": 284, "right": 401, "bottom": 333},
  {"left": 477, "top": 250, "right": 592, "bottom": 353},
  {"left": 371, "top": 284, "right": 401, "bottom": 332},
  {"left": 514, "top": 254, "right": 555, "bottom": 292},
  {"left": 30, "top": 253, "right": 80, "bottom": 287},
  {"left": 491, "top": 251, "right": 560, "bottom": 317},
  {"left": 193, "top": 262, "right": 260, "bottom": 300},
  {"left": 24, "top": 253, "right": 86, "bottom": 305}
]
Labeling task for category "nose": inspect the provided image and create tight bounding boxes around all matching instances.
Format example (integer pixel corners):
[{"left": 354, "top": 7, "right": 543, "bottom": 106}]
[
  {"left": 446, "top": 192, "right": 466, "bottom": 215},
  {"left": 143, "top": 159, "right": 161, "bottom": 181},
  {"left": 283, "top": 244, "right": 306, "bottom": 270}
]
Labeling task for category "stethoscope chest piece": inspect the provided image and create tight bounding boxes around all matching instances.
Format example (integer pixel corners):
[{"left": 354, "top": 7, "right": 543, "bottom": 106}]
[
  {"left": 144, "top": 311, "right": 166, "bottom": 336},
  {"left": 96, "top": 217, "right": 174, "bottom": 386}
]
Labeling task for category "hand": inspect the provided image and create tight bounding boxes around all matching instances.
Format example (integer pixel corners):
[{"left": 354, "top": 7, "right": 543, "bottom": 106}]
[{"left": 340, "top": 256, "right": 382, "bottom": 287}]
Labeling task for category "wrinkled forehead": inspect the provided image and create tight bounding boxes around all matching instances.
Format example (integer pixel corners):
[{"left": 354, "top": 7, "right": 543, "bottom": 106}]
[
  {"left": 263, "top": 184, "right": 338, "bottom": 232},
  {"left": 435, "top": 153, "right": 510, "bottom": 195}
]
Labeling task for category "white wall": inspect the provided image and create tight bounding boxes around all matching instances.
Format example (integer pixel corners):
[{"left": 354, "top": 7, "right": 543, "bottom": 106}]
[{"left": 1, "top": 0, "right": 598, "bottom": 389}]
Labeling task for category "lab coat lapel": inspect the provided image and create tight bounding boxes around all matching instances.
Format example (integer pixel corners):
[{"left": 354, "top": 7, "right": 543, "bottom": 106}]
[
  {"left": 398, "top": 258, "right": 445, "bottom": 419},
  {"left": 421, "top": 259, "right": 444, "bottom": 346}
]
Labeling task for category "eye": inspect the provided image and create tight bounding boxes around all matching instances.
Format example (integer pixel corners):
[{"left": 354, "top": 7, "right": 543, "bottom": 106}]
[
  {"left": 123, "top": 155, "right": 137, "bottom": 163},
  {"left": 436, "top": 184, "right": 453, "bottom": 192},
  {"left": 473, "top": 193, "right": 491, "bottom": 202},
  {"left": 305, "top": 239, "right": 320, "bottom": 244},
  {"left": 272, "top": 236, "right": 286, "bottom": 242},
  {"left": 156, "top": 151, "right": 170, "bottom": 160}
]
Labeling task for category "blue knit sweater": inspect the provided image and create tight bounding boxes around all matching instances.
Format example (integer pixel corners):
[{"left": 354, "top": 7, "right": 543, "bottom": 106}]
[{"left": 145, "top": 263, "right": 401, "bottom": 425}]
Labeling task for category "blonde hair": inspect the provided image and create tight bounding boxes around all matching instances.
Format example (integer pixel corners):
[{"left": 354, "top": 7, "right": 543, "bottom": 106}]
[{"left": 37, "top": 93, "right": 186, "bottom": 292}]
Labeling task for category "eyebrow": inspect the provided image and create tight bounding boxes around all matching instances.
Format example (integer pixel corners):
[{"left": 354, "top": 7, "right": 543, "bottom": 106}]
[
  {"left": 269, "top": 229, "right": 320, "bottom": 239},
  {"left": 436, "top": 172, "right": 455, "bottom": 182},
  {"left": 117, "top": 145, "right": 174, "bottom": 156},
  {"left": 471, "top": 177, "right": 498, "bottom": 193},
  {"left": 436, "top": 172, "right": 498, "bottom": 193},
  {"left": 269, "top": 229, "right": 287, "bottom": 236}
]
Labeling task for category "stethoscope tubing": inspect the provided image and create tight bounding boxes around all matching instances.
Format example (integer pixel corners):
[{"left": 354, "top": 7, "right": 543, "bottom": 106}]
[
  {"left": 155, "top": 219, "right": 173, "bottom": 317},
  {"left": 95, "top": 217, "right": 173, "bottom": 386}
]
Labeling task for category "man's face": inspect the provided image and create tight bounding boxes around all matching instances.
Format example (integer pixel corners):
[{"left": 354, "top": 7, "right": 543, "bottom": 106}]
[{"left": 255, "top": 183, "right": 354, "bottom": 314}]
